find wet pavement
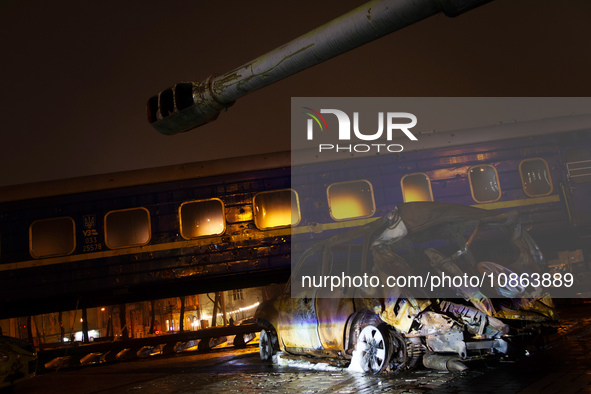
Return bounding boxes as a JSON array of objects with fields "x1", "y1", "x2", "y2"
[
  {"x1": 431, "y1": 302, "x2": 591, "y2": 394},
  {"x1": 12, "y1": 302, "x2": 591, "y2": 393}
]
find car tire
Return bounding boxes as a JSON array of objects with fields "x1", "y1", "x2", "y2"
[
  {"x1": 354, "y1": 324, "x2": 392, "y2": 374},
  {"x1": 259, "y1": 328, "x2": 278, "y2": 362}
]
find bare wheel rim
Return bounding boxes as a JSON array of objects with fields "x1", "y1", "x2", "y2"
[
  {"x1": 259, "y1": 329, "x2": 273, "y2": 361},
  {"x1": 356, "y1": 325, "x2": 389, "y2": 374}
]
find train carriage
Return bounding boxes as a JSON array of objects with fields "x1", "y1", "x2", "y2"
[
  {"x1": 1, "y1": 113, "x2": 590, "y2": 319},
  {"x1": 0, "y1": 156, "x2": 293, "y2": 318},
  {"x1": 293, "y1": 121, "x2": 591, "y2": 250}
]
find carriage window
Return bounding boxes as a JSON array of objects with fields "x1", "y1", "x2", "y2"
[
  {"x1": 30, "y1": 217, "x2": 76, "y2": 258},
  {"x1": 105, "y1": 208, "x2": 151, "y2": 249},
  {"x1": 566, "y1": 148, "x2": 591, "y2": 183},
  {"x1": 469, "y1": 165, "x2": 501, "y2": 203},
  {"x1": 253, "y1": 189, "x2": 300, "y2": 229},
  {"x1": 520, "y1": 159, "x2": 553, "y2": 197},
  {"x1": 401, "y1": 173, "x2": 434, "y2": 202},
  {"x1": 179, "y1": 199, "x2": 225, "y2": 239},
  {"x1": 327, "y1": 180, "x2": 375, "y2": 220}
]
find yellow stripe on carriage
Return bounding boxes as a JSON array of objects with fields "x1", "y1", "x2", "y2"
[{"x1": 470, "y1": 194, "x2": 560, "y2": 210}]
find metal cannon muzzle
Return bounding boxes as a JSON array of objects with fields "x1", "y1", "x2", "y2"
[{"x1": 147, "y1": 0, "x2": 493, "y2": 135}]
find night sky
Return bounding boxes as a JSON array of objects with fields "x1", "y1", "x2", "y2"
[{"x1": 1, "y1": 0, "x2": 590, "y2": 187}]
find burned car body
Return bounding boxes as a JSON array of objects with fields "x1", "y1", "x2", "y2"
[
  {"x1": 255, "y1": 202, "x2": 558, "y2": 373},
  {"x1": 0, "y1": 336, "x2": 37, "y2": 388}
]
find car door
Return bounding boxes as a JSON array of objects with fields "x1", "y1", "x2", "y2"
[{"x1": 275, "y1": 287, "x2": 322, "y2": 353}]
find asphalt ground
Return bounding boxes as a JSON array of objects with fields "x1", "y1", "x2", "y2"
[{"x1": 10, "y1": 301, "x2": 591, "y2": 393}]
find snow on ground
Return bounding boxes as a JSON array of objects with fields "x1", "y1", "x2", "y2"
[{"x1": 276, "y1": 353, "x2": 345, "y2": 372}]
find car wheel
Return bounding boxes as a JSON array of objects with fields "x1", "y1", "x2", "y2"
[
  {"x1": 259, "y1": 328, "x2": 277, "y2": 362},
  {"x1": 355, "y1": 324, "x2": 391, "y2": 374}
]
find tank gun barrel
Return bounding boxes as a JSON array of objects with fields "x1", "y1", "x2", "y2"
[{"x1": 147, "y1": 0, "x2": 492, "y2": 135}]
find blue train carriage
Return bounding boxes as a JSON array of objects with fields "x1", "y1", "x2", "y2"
[
  {"x1": 1, "y1": 113, "x2": 590, "y2": 319},
  {"x1": 0, "y1": 154, "x2": 294, "y2": 319}
]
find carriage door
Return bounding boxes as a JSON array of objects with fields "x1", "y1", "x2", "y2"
[{"x1": 562, "y1": 147, "x2": 591, "y2": 233}]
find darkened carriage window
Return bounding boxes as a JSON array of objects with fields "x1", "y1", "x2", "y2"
[
  {"x1": 30, "y1": 217, "x2": 76, "y2": 258},
  {"x1": 327, "y1": 180, "x2": 375, "y2": 220},
  {"x1": 105, "y1": 208, "x2": 151, "y2": 249},
  {"x1": 253, "y1": 189, "x2": 300, "y2": 229},
  {"x1": 401, "y1": 173, "x2": 434, "y2": 202},
  {"x1": 468, "y1": 165, "x2": 501, "y2": 203},
  {"x1": 520, "y1": 158, "x2": 553, "y2": 197},
  {"x1": 566, "y1": 148, "x2": 591, "y2": 183},
  {"x1": 179, "y1": 199, "x2": 225, "y2": 239}
]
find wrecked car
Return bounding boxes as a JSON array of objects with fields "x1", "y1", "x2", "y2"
[{"x1": 255, "y1": 202, "x2": 558, "y2": 374}]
